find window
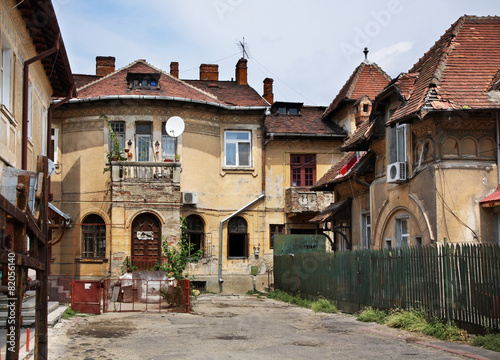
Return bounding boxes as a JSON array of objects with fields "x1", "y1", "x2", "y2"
[
  {"x1": 288, "y1": 108, "x2": 298, "y2": 115},
  {"x1": 363, "y1": 104, "x2": 369, "y2": 113},
  {"x1": 224, "y1": 130, "x2": 251, "y2": 167},
  {"x1": 109, "y1": 121, "x2": 125, "y2": 155},
  {"x1": 82, "y1": 214, "x2": 106, "y2": 258},
  {"x1": 415, "y1": 236, "x2": 422, "y2": 247},
  {"x1": 395, "y1": 217, "x2": 410, "y2": 247},
  {"x1": 186, "y1": 215, "x2": 204, "y2": 256},
  {"x1": 361, "y1": 214, "x2": 371, "y2": 249},
  {"x1": 227, "y1": 216, "x2": 248, "y2": 258},
  {"x1": 269, "y1": 224, "x2": 284, "y2": 249},
  {"x1": 278, "y1": 107, "x2": 286, "y2": 114},
  {"x1": 1, "y1": 37, "x2": 13, "y2": 111},
  {"x1": 136, "y1": 123, "x2": 151, "y2": 162},
  {"x1": 50, "y1": 128, "x2": 59, "y2": 164},
  {"x1": 291, "y1": 154, "x2": 316, "y2": 187},
  {"x1": 162, "y1": 122, "x2": 176, "y2": 160},
  {"x1": 396, "y1": 124, "x2": 407, "y2": 163}
]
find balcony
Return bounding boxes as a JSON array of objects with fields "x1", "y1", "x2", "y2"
[
  {"x1": 110, "y1": 161, "x2": 181, "y2": 183},
  {"x1": 285, "y1": 188, "x2": 334, "y2": 214}
]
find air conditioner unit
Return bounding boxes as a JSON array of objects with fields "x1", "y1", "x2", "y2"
[
  {"x1": 387, "y1": 162, "x2": 407, "y2": 183},
  {"x1": 183, "y1": 192, "x2": 198, "y2": 205}
]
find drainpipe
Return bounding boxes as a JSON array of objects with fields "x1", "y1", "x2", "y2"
[
  {"x1": 218, "y1": 192, "x2": 265, "y2": 292},
  {"x1": 22, "y1": 32, "x2": 62, "y2": 170}
]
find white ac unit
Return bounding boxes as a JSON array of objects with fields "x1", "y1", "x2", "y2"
[
  {"x1": 387, "y1": 162, "x2": 407, "y2": 183},
  {"x1": 183, "y1": 192, "x2": 198, "y2": 205}
]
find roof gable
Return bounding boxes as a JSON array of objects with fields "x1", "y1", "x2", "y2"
[
  {"x1": 76, "y1": 60, "x2": 223, "y2": 104},
  {"x1": 323, "y1": 62, "x2": 391, "y2": 119},
  {"x1": 389, "y1": 15, "x2": 500, "y2": 124}
]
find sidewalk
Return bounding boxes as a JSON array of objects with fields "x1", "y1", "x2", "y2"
[{"x1": 0, "y1": 327, "x2": 35, "y2": 360}]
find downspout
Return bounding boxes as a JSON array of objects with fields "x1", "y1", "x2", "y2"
[
  {"x1": 22, "y1": 32, "x2": 62, "y2": 170},
  {"x1": 218, "y1": 192, "x2": 265, "y2": 292}
]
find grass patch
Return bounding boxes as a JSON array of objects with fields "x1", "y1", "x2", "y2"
[
  {"x1": 61, "y1": 307, "x2": 80, "y2": 320},
  {"x1": 384, "y1": 309, "x2": 467, "y2": 341},
  {"x1": 311, "y1": 299, "x2": 338, "y2": 313},
  {"x1": 471, "y1": 334, "x2": 500, "y2": 352},
  {"x1": 357, "y1": 307, "x2": 387, "y2": 324},
  {"x1": 266, "y1": 291, "x2": 338, "y2": 313}
]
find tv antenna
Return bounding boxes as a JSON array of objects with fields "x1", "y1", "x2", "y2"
[{"x1": 238, "y1": 37, "x2": 249, "y2": 59}]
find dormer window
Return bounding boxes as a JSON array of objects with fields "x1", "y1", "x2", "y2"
[
  {"x1": 272, "y1": 101, "x2": 303, "y2": 116},
  {"x1": 127, "y1": 72, "x2": 161, "y2": 90}
]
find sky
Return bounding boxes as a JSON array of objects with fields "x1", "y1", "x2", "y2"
[{"x1": 52, "y1": 0, "x2": 500, "y2": 106}]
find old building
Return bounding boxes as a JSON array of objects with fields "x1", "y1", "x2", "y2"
[
  {"x1": 50, "y1": 57, "x2": 280, "y2": 293},
  {"x1": 263, "y1": 101, "x2": 347, "y2": 248},
  {"x1": 0, "y1": 0, "x2": 75, "y2": 356},
  {"x1": 315, "y1": 16, "x2": 500, "y2": 249},
  {"x1": 310, "y1": 53, "x2": 391, "y2": 250}
]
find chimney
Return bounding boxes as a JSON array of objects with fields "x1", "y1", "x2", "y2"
[
  {"x1": 235, "y1": 58, "x2": 248, "y2": 85},
  {"x1": 263, "y1": 78, "x2": 274, "y2": 104},
  {"x1": 170, "y1": 62, "x2": 179, "y2": 78},
  {"x1": 199, "y1": 64, "x2": 219, "y2": 81},
  {"x1": 96, "y1": 56, "x2": 115, "y2": 77}
]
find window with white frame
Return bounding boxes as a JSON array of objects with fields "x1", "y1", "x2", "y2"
[
  {"x1": 109, "y1": 121, "x2": 125, "y2": 154},
  {"x1": 1, "y1": 37, "x2": 13, "y2": 111},
  {"x1": 395, "y1": 217, "x2": 410, "y2": 247},
  {"x1": 162, "y1": 121, "x2": 176, "y2": 160},
  {"x1": 50, "y1": 128, "x2": 58, "y2": 164},
  {"x1": 136, "y1": 123, "x2": 152, "y2": 162},
  {"x1": 361, "y1": 213, "x2": 371, "y2": 249},
  {"x1": 224, "y1": 130, "x2": 251, "y2": 167},
  {"x1": 396, "y1": 123, "x2": 407, "y2": 163}
]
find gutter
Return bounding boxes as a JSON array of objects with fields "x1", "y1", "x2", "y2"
[
  {"x1": 22, "y1": 32, "x2": 62, "y2": 170},
  {"x1": 268, "y1": 132, "x2": 345, "y2": 138},
  {"x1": 218, "y1": 192, "x2": 265, "y2": 292},
  {"x1": 56, "y1": 95, "x2": 268, "y2": 112}
]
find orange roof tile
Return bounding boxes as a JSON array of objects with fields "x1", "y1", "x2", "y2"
[
  {"x1": 389, "y1": 16, "x2": 500, "y2": 124},
  {"x1": 323, "y1": 62, "x2": 391, "y2": 119}
]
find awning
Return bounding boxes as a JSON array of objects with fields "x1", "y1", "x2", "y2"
[
  {"x1": 310, "y1": 198, "x2": 351, "y2": 223},
  {"x1": 480, "y1": 184, "x2": 500, "y2": 208},
  {"x1": 48, "y1": 203, "x2": 72, "y2": 226}
]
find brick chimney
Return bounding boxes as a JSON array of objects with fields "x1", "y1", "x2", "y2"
[
  {"x1": 170, "y1": 62, "x2": 179, "y2": 78},
  {"x1": 96, "y1": 56, "x2": 115, "y2": 77},
  {"x1": 235, "y1": 58, "x2": 247, "y2": 85},
  {"x1": 199, "y1": 64, "x2": 219, "y2": 81},
  {"x1": 263, "y1": 78, "x2": 274, "y2": 104}
]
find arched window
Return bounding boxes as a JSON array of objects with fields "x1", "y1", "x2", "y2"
[
  {"x1": 186, "y1": 215, "x2": 205, "y2": 256},
  {"x1": 227, "y1": 217, "x2": 248, "y2": 258},
  {"x1": 82, "y1": 214, "x2": 106, "y2": 258}
]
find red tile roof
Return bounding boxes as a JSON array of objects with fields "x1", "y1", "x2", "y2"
[
  {"x1": 184, "y1": 80, "x2": 268, "y2": 107},
  {"x1": 311, "y1": 152, "x2": 357, "y2": 190},
  {"x1": 75, "y1": 60, "x2": 268, "y2": 107},
  {"x1": 323, "y1": 62, "x2": 391, "y2": 119},
  {"x1": 340, "y1": 119, "x2": 375, "y2": 151},
  {"x1": 265, "y1": 106, "x2": 347, "y2": 136},
  {"x1": 480, "y1": 184, "x2": 500, "y2": 207},
  {"x1": 389, "y1": 16, "x2": 500, "y2": 124}
]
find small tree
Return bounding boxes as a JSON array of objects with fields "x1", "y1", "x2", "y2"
[{"x1": 156, "y1": 217, "x2": 202, "y2": 280}]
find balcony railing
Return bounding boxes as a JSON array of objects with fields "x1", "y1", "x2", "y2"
[
  {"x1": 285, "y1": 188, "x2": 334, "y2": 214},
  {"x1": 110, "y1": 161, "x2": 181, "y2": 182}
]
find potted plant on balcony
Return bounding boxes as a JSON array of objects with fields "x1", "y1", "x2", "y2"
[
  {"x1": 102, "y1": 114, "x2": 126, "y2": 172},
  {"x1": 175, "y1": 154, "x2": 181, "y2": 162}
]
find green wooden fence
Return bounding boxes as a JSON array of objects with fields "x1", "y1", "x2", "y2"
[{"x1": 274, "y1": 243, "x2": 500, "y2": 330}]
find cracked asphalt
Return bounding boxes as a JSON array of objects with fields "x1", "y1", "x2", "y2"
[{"x1": 28, "y1": 294, "x2": 500, "y2": 360}]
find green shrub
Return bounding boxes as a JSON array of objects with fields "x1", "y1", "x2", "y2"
[
  {"x1": 311, "y1": 299, "x2": 338, "y2": 313},
  {"x1": 357, "y1": 307, "x2": 387, "y2": 324},
  {"x1": 471, "y1": 334, "x2": 500, "y2": 352},
  {"x1": 61, "y1": 307, "x2": 79, "y2": 320}
]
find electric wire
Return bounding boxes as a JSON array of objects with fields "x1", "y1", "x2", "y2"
[{"x1": 0, "y1": 0, "x2": 25, "y2": 15}]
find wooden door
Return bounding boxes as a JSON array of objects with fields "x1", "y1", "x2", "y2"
[{"x1": 131, "y1": 213, "x2": 161, "y2": 270}]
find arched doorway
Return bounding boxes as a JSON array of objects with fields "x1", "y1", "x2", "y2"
[{"x1": 131, "y1": 213, "x2": 161, "y2": 270}]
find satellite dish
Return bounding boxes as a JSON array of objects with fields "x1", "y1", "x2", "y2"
[{"x1": 165, "y1": 116, "x2": 185, "y2": 137}]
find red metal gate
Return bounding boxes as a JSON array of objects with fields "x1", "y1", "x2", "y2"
[{"x1": 72, "y1": 280, "x2": 102, "y2": 314}]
